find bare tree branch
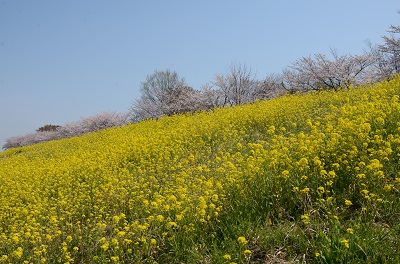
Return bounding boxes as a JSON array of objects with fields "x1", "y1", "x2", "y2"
[{"x1": 213, "y1": 63, "x2": 257, "y2": 106}]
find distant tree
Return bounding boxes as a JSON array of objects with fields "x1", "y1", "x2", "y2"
[
  {"x1": 36, "y1": 124, "x2": 61, "y2": 132},
  {"x1": 2, "y1": 131, "x2": 60, "y2": 150},
  {"x1": 58, "y1": 111, "x2": 129, "y2": 137},
  {"x1": 3, "y1": 136, "x2": 24, "y2": 149},
  {"x1": 3, "y1": 112, "x2": 128, "y2": 149},
  {"x1": 253, "y1": 73, "x2": 286, "y2": 100},
  {"x1": 378, "y1": 13, "x2": 400, "y2": 75},
  {"x1": 158, "y1": 86, "x2": 198, "y2": 116},
  {"x1": 130, "y1": 96, "x2": 163, "y2": 122},
  {"x1": 213, "y1": 63, "x2": 257, "y2": 106},
  {"x1": 141, "y1": 69, "x2": 186, "y2": 108},
  {"x1": 283, "y1": 49, "x2": 378, "y2": 92},
  {"x1": 80, "y1": 111, "x2": 129, "y2": 132},
  {"x1": 365, "y1": 41, "x2": 390, "y2": 80},
  {"x1": 197, "y1": 83, "x2": 223, "y2": 109},
  {"x1": 130, "y1": 69, "x2": 201, "y2": 121}
]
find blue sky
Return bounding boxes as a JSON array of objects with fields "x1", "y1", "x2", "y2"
[{"x1": 0, "y1": 1, "x2": 399, "y2": 149}]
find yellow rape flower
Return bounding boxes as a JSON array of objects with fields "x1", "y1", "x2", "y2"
[
  {"x1": 300, "y1": 187, "x2": 310, "y2": 194},
  {"x1": 223, "y1": 254, "x2": 231, "y2": 260},
  {"x1": 100, "y1": 242, "x2": 109, "y2": 251},
  {"x1": 301, "y1": 214, "x2": 310, "y2": 225},
  {"x1": 237, "y1": 236, "x2": 247, "y2": 246},
  {"x1": 341, "y1": 239, "x2": 349, "y2": 248},
  {"x1": 383, "y1": 184, "x2": 394, "y2": 191},
  {"x1": 13, "y1": 247, "x2": 23, "y2": 259},
  {"x1": 167, "y1": 221, "x2": 178, "y2": 229},
  {"x1": 243, "y1": 249, "x2": 252, "y2": 256},
  {"x1": 344, "y1": 199, "x2": 352, "y2": 206}
]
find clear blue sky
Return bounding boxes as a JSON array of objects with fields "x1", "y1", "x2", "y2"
[{"x1": 1, "y1": 1, "x2": 399, "y2": 148}]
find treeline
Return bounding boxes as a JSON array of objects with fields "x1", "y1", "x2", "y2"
[
  {"x1": 2, "y1": 112, "x2": 129, "y2": 149},
  {"x1": 3, "y1": 13, "x2": 400, "y2": 150}
]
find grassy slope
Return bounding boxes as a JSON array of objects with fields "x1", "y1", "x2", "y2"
[{"x1": 1, "y1": 76, "x2": 400, "y2": 263}]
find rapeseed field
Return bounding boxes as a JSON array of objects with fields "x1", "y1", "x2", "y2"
[{"x1": 1, "y1": 76, "x2": 400, "y2": 263}]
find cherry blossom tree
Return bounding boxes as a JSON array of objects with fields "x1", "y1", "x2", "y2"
[
  {"x1": 58, "y1": 112, "x2": 129, "y2": 137},
  {"x1": 130, "y1": 69, "x2": 213, "y2": 121},
  {"x1": 3, "y1": 112, "x2": 129, "y2": 149},
  {"x1": 253, "y1": 73, "x2": 286, "y2": 100},
  {"x1": 283, "y1": 50, "x2": 378, "y2": 92},
  {"x1": 378, "y1": 15, "x2": 400, "y2": 76},
  {"x1": 130, "y1": 70, "x2": 187, "y2": 120},
  {"x1": 213, "y1": 63, "x2": 257, "y2": 106}
]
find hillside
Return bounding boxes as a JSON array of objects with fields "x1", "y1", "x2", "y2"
[{"x1": 1, "y1": 76, "x2": 400, "y2": 263}]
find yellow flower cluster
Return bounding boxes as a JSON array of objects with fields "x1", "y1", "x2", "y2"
[{"x1": 1, "y1": 76, "x2": 400, "y2": 262}]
